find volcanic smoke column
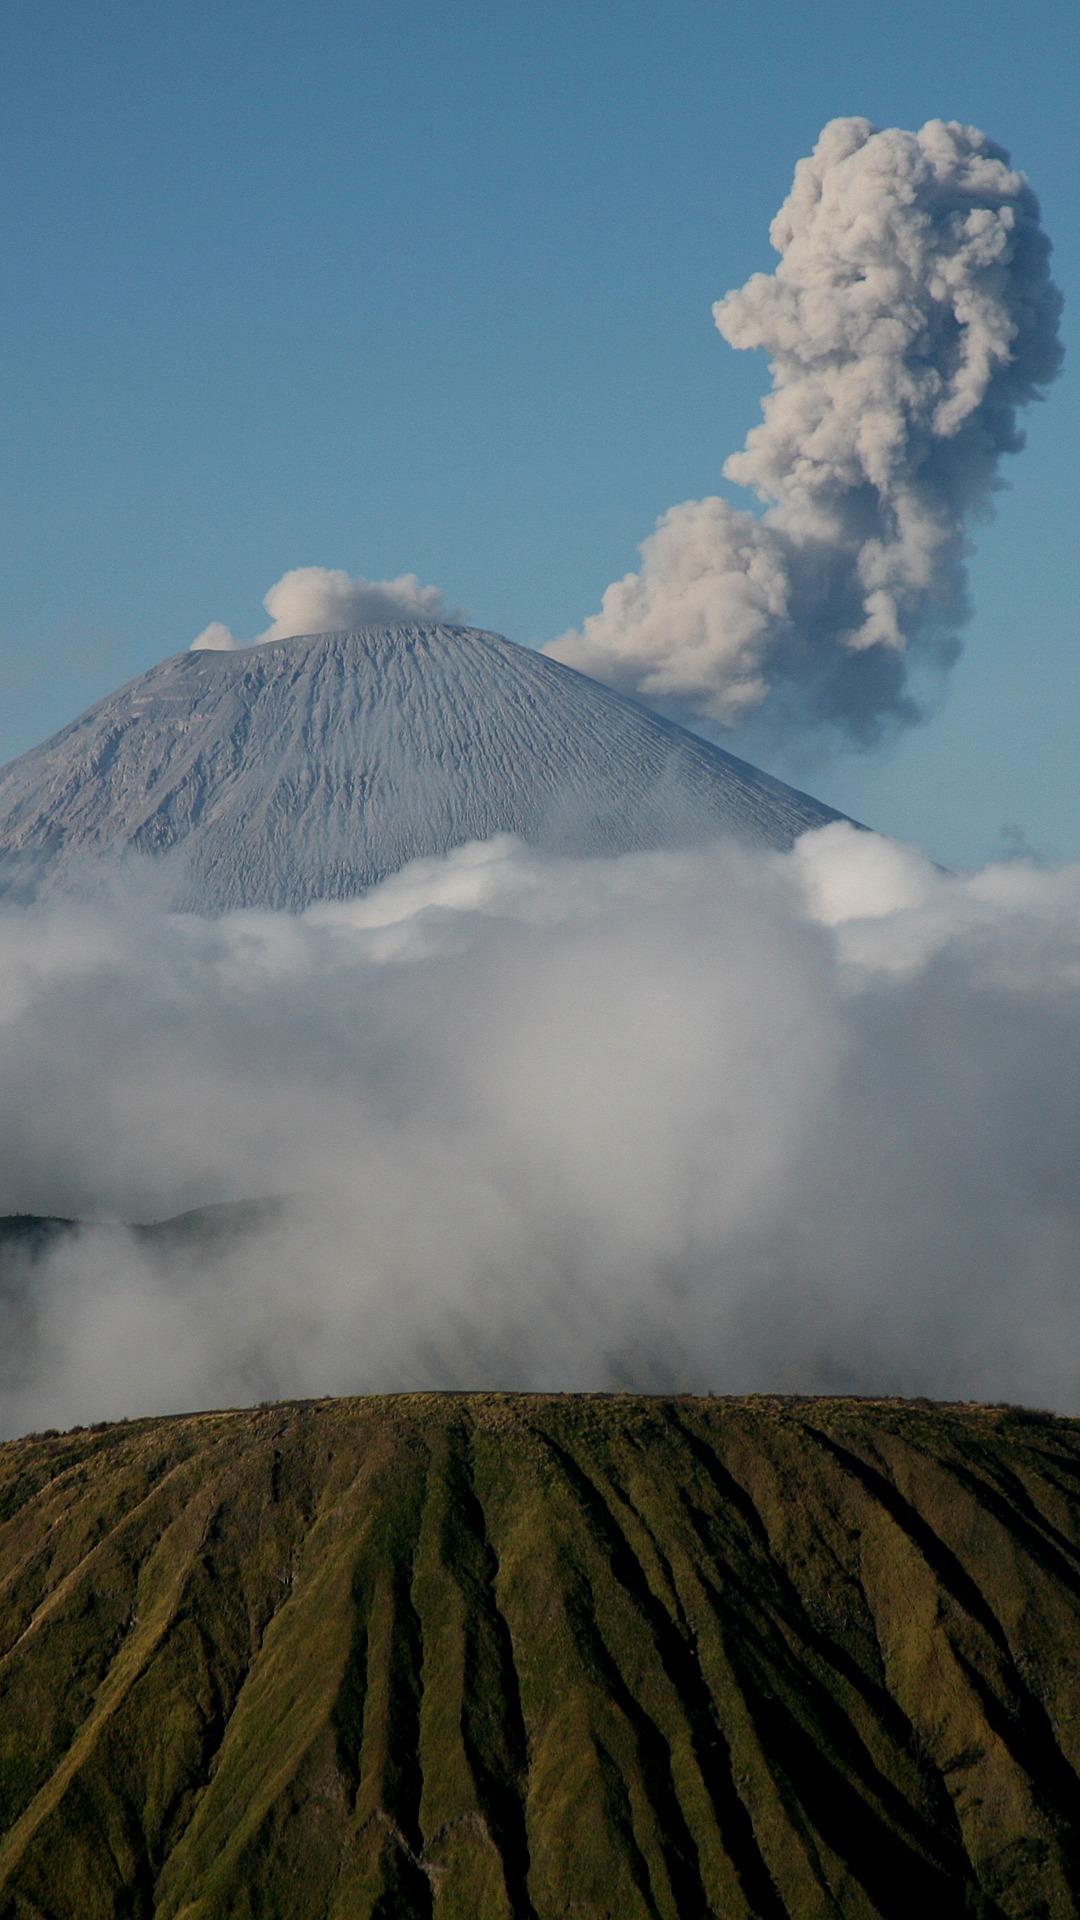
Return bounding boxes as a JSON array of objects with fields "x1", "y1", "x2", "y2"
[{"x1": 546, "y1": 118, "x2": 1063, "y2": 742}]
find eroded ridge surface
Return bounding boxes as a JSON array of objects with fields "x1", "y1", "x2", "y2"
[
  {"x1": 0, "y1": 1394, "x2": 1078, "y2": 1918},
  {"x1": 0, "y1": 628, "x2": 846, "y2": 910}
]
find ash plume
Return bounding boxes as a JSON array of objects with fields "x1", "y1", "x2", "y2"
[
  {"x1": 192, "y1": 564, "x2": 458, "y2": 650},
  {"x1": 547, "y1": 118, "x2": 1063, "y2": 743}
]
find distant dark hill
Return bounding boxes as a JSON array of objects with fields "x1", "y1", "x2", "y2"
[
  {"x1": 0, "y1": 1394, "x2": 1078, "y2": 1917},
  {"x1": 0, "y1": 1203, "x2": 289, "y2": 1361},
  {"x1": 0, "y1": 1201, "x2": 282, "y2": 1265},
  {"x1": 0, "y1": 626, "x2": 849, "y2": 911}
]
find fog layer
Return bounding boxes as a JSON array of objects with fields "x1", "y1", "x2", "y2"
[{"x1": 2, "y1": 823, "x2": 1079, "y2": 1431}]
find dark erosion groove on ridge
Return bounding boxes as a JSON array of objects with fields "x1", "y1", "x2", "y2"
[
  {"x1": 0, "y1": 626, "x2": 849, "y2": 911},
  {"x1": 0, "y1": 1395, "x2": 1078, "y2": 1917}
]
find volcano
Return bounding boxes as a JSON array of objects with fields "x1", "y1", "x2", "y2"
[
  {"x1": 0, "y1": 625, "x2": 847, "y2": 912},
  {"x1": 0, "y1": 1394, "x2": 1077, "y2": 1918}
]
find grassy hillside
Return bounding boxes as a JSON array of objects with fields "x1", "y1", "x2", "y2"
[{"x1": 0, "y1": 1394, "x2": 1078, "y2": 1918}]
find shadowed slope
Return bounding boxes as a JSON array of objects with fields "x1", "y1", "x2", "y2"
[
  {"x1": 0, "y1": 627, "x2": 847, "y2": 911},
  {"x1": 0, "y1": 1395, "x2": 1079, "y2": 1916}
]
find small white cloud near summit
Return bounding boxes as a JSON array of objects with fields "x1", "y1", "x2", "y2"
[{"x1": 192, "y1": 564, "x2": 459, "y2": 651}]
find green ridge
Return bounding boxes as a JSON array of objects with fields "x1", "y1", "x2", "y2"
[{"x1": 0, "y1": 1394, "x2": 1078, "y2": 1917}]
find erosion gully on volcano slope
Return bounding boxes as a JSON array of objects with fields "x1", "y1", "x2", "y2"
[
  {"x1": 0, "y1": 1395, "x2": 1078, "y2": 1916},
  {"x1": 0, "y1": 626, "x2": 849, "y2": 912}
]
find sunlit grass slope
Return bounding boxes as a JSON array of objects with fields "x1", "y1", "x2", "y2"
[{"x1": 0, "y1": 1394, "x2": 1078, "y2": 1917}]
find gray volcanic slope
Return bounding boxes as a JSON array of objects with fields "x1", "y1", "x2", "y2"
[{"x1": 0, "y1": 625, "x2": 848, "y2": 912}]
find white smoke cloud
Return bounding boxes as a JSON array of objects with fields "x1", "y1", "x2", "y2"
[
  {"x1": 547, "y1": 118, "x2": 1063, "y2": 742},
  {"x1": 191, "y1": 565, "x2": 458, "y2": 651},
  {"x1": 4, "y1": 824, "x2": 1080, "y2": 1432}
]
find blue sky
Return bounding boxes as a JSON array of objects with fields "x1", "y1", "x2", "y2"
[{"x1": 1, "y1": 0, "x2": 1076, "y2": 866}]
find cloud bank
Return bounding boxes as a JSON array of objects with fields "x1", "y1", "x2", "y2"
[
  {"x1": 192, "y1": 565, "x2": 458, "y2": 650},
  {"x1": 547, "y1": 118, "x2": 1063, "y2": 743},
  {"x1": 3, "y1": 824, "x2": 1080, "y2": 1433}
]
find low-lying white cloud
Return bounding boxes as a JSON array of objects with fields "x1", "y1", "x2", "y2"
[
  {"x1": 547, "y1": 118, "x2": 1063, "y2": 743},
  {"x1": 3, "y1": 824, "x2": 1080, "y2": 1433},
  {"x1": 192, "y1": 565, "x2": 458, "y2": 651}
]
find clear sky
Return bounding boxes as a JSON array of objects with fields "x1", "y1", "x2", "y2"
[{"x1": 1, "y1": 0, "x2": 1076, "y2": 867}]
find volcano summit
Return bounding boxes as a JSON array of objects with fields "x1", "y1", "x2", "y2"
[{"x1": 0, "y1": 625, "x2": 846, "y2": 912}]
